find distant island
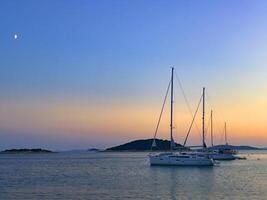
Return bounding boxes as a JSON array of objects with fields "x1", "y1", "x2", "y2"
[
  {"x1": 88, "y1": 148, "x2": 102, "y2": 152},
  {"x1": 106, "y1": 139, "x2": 184, "y2": 151},
  {"x1": 106, "y1": 138, "x2": 262, "y2": 151},
  {"x1": 0, "y1": 148, "x2": 54, "y2": 154},
  {"x1": 209, "y1": 144, "x2": 260, "y2": 151}
]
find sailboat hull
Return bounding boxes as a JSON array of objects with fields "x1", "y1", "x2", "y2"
[
  {"x1": 209, "y1": 153, "x2": 236, "y2": 160},
  {"x1": 149, "y1": 153, "x2": 214, "y2": 166}
]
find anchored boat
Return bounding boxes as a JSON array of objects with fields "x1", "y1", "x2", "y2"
[
  {"x1": 208, "y1": 119, "x2": 238, "y2": 160},
  {"x1": 149, "y1": 67, "x2": 214, "y2": 166},
  {"x1": 149, "y1": 152, "x2": 214, "y2": 166}
]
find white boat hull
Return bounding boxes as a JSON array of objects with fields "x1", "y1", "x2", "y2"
[
  {"x1": 210, "y1": 153, "x2": 236, "y2": 160},
  {"x1": 149, "y1": 153, "x2": 214, "y2": 166}
]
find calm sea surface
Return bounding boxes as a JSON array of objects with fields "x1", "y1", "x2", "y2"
[{"x1": 0, "y1": 151, "x2": 267, "y2": 200}]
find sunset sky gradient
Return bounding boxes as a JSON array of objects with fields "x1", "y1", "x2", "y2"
[{"x1": 1, "y1": 0, "x2": 267, "y2": 150}]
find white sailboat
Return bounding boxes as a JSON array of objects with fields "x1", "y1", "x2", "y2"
[
  {"x1": 149, "y1": 68, "x2": 214, "y2": 166},
  {"x1": 208, "y1": 121, "x2": 237, "y2": 160},
  {"x1": 182, "y1": 90, "x2": 239, "y2": 161}
]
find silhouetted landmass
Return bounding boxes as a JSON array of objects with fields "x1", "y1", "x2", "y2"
[
  {"x1": 106, "y1": 139, "x2": 263, "y2": 151},
  {"x1": 209, "y1": 145, "x2": 259, "y2": 150},
  {"x1": 106, "y1": 139, "x2": 184, "y2": 151},
  {"x1": 88, "y1": 148, "x2": 102, "y2": 152},
  {"x1": 1, "y1": 148, "x2": 54, "y2": 154}
]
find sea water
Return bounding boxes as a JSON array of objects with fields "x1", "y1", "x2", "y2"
[{"x1": 0, "y1": 151, "x2": 267, "y2": 200}]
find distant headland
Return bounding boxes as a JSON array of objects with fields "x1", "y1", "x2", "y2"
[
  {"x1": 106, "y1": 139, "x2": 183, "y2": 151},
  {"x1": 106, "y1": 138, "x2": 263, "y2": 151},
  {"x1": 0, "y1": 148, "x2": 54, "y2": 154},
  {"x1": 209, "y1": 144, "x2": 260, "y2": 151}
]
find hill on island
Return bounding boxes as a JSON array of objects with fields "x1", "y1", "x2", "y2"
[{"x1": 106, "y1": 139, "x2": 184, "y2": 151}]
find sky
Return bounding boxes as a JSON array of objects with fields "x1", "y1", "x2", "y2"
[{"x1": 0, "y1": 0, "x2": 267, "y2": 150}]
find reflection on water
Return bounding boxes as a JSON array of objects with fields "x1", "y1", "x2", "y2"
[
  {"x1": 150, "y1": 165, "x2": 216, "y2": 200},
  {"x1": 0, "y1": 151, "x2": 267, "y2": 199}
]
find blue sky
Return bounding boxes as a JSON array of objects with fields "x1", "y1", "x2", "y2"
[{"x1": 1, "y1": 0, "x2": 267, "y2": 150}]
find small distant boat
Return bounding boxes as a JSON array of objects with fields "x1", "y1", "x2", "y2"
[{"x1": 149, "y1": 67, "x2": 214, "y2": 166}]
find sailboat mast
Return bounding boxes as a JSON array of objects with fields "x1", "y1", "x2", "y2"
[
  {"x1": 224, "y1": 122, "x2": 228, "y2": 145},
  {"x1": 202, "y1": 87, "x2": 206, "y2": 149},
  {"x1": 213, "y1": 109, "x2": 215, "y2": 147},
  {"x1": 170, "y1": 67, "x2": 174, "y2": 151}
]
